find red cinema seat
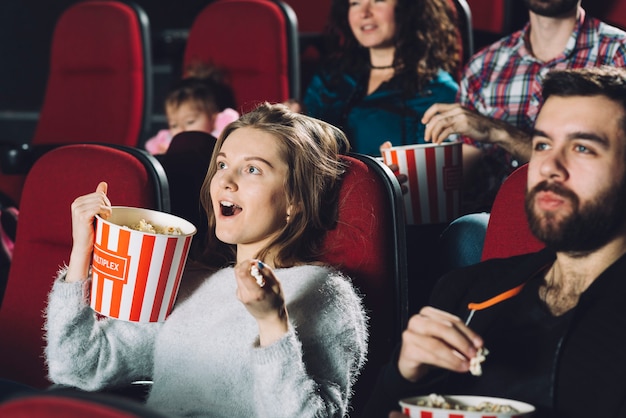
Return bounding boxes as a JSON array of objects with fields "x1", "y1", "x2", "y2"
[
  {"x1": 481, "y1": 164, "x2": 544, "y2": 261},
  {"x1": 0, "y1": 391, "x2": 168, "y2": 418},
  {"x1": 321, "y1": 153, "x2": 408, "y2": 416},
  {"x1": 183, "y1": 0, "x2": 300, "y2": 113},
  {"x1": 0, "y1": 144, "x2": 169, "y2": 389},
  {"x1": 0, "y1": 1, "x2": 153, "y2": 205}
]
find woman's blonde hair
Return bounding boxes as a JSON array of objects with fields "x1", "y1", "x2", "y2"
[{"x1": 199, "y1": 102, "x2": 350, "y2": 268}]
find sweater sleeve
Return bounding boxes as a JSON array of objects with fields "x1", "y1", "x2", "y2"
[
  {"x1": 44, "y1": 268, "x2": 162, "y2": 391},
  {"x1": 250, "y1": 269, "x2": 368, "y2": 418}
]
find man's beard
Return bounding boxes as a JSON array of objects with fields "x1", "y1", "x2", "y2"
[
  {"x1": 523, "y1": 0, "x2": 579, "y2": 17},
  {"x1": 525, "y1": 179, "x2": 626, "y2": 254}
]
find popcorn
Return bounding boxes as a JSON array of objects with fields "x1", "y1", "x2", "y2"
[
  {"x1": 250, "y1": 263, "x2": 265, "y2": 287},
  {"x1": 469, "y1": 347, "x2": 489, "y2": 376},
  {"x1": 126, "y1": 219, "x2": 183, "y2": 235},
  {"x1": 417, "y1": 393, "x2": 518, "y2": 412}
]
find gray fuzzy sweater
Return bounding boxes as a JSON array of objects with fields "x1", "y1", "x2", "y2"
[{"x1": 44, "y1": 264, "x2": 368, "y2": 418}]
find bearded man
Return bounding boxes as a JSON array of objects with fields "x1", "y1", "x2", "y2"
[
  {"x1": 363, "y1": 66, "x2": 626, "y2": 418},
  {"x1": 423, "y1": 0, "x2": 626, "y2": 213},
  {"x1": 429, "y1": 0, "x2": 626, "y2": 280}
]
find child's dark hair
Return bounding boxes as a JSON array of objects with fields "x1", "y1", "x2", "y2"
[{"x1": 166, "y1": 64, "x2": 237, "y2": 114}]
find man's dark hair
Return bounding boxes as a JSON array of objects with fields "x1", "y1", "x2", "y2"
[{"x1": 542, "y1": 66, "x2": 626, "y2": 137}]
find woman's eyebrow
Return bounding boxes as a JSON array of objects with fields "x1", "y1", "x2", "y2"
[{"x1": 244, "y1": 156, "x2": 274, "y2": 168}]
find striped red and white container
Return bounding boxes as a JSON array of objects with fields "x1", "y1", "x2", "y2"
[
  {"x1": 382, "y1": 142, "x2": 463, "y2": 225},
  {"x1": 399, "y1": 395, "x2": 535, "y2": 418},
  {"x1": 91, "y1": 207, "x2": 196, "y2": 322}
]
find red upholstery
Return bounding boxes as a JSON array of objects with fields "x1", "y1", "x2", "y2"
[
  {"x1": 0, "y1": 144, "x2": 169, "y2": 389},
  {"x1": 481, "y1": 164, "x2": 544, "y2": 261},
  {"x1": 183, "y1": 0, "x2": 300, "y2": 113},
  {"x1": 0, "y1": 1, "x2": 152, "y2": 205},
  {"x1": 586, "y1": 0, "x2": 626, "y2": 31},
  {"x1": 33, "y1": 1, "x2": 151, "y2": 146},
  {"x1": 283, "y1": 0, "x2": 330, "y2": 33},
  {"x1": 0, "y1": 392, "x2": 168, "y2": 418},
  {"x1": 466, "y1": 0, "x2": 511, "y2": 35},
  {"x1": 321, "y1": 153, "x2": 408, "y2": 416}
]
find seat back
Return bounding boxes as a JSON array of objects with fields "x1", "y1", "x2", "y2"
[
  {"x1": 0, "y1": 1, "x2": 153, "y2": 206},
  {"x1": 282, "y1": 0, "x2": 330, "y2": 34},
  {"x1": 481, "y1": 164, "x2": 544, "y2": 261},
  {"x1": 0, "y1": 391, "x2": 169, "y2": 418},
  {"x1": 0, "y1": 144, "x2": 169, "y2": 389},
  {"x1": 586, "y1": 0, "x2": 626, "y2": 31},
  {"x1": 466, "y1": 0, "x2": 512, "y2": 35},
  {"x1": 183, "y1": 0, "x2": 300, "y2": 112},
  {"x1": 155, "y1": 131, "x2": 217, "y2": 258},
  {"x1": 34, "y1": 1, "x2": 152, "y2": 146},
  {"x1": 320, "y1": 153, "x2": 408, "y2": 416}
]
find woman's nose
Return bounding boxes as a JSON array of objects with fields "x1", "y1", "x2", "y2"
[{"x1": 218, "y1": 170, "x2": 238, "y2": 190}]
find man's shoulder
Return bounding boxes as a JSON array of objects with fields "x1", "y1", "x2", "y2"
[
  {"x1": 465, "y1": 29, "x2": 525, "y2": 66},
  {"x1": 583, "y1": 14, "x2": 626, "y2": 46}
]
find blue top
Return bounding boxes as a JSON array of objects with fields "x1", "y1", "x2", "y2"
[{"x1": 303, "y1": 69, "x2": 459, "y2": 155}]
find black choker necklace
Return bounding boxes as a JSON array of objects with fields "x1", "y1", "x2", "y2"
[{"x1": 369, "y1": 63, "x2": 394, "y2": 70}]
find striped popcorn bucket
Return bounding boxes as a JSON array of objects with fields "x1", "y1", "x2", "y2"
[
  {"x1": 382, "y1": 142, "x2": 463, "y2": 225},
  {"x1": 91, "y1": 207, "x2": 196, "y2": 322},
  {"x1": 399, "y1": 395, "x2": 535, "y2": 418}
]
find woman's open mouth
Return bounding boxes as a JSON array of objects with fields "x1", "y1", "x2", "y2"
[{"x1": 220, "y1": 201, "x2": 242, "y2": 217}]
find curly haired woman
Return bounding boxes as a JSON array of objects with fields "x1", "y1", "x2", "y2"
[{"x1": 303, "y1": 0, "x2": 460, "y2": 155}]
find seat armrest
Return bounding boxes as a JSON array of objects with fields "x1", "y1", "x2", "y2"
[{"x1": 0, "y1": 143, "x2": 59, "y2": 175}]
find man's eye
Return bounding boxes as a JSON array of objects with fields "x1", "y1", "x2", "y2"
[
  {"x1": 533, "y1": 142, "x2": 550, "y2": 151},
  {"x1": 574, "y1": 144, "x2": 591, "y2": 154}
]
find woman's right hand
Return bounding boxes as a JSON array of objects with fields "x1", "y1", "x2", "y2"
[
  {"x1": 397, "y1": 306, "x2": 484, "y2": 383},
  {"x1": 65, "y1": 182, "x2": 111, "y2": 283}
]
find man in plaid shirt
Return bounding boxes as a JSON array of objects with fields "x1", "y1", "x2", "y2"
[{"x1": 422, "y1": 0, "x2": 626, "y2": 211}]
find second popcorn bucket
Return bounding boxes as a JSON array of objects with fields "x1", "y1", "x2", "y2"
[
  {"x1": 382, "y1": 141, "x2": 463, "y2": 225},
  {"x1": 91, "y1": 206, "x2": 197, "y2": 322}
]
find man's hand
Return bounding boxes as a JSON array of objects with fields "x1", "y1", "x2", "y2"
[
  {"x1": 422, "y1": 103, "x2": 532, "y2": 162},
  {"x1": 397, "y1": 306, "x2": 484, "y2": 382}
]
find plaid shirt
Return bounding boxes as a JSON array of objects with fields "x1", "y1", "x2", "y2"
[{"x1": 460, "y1": 8, "x2": 626, "y2": 211}]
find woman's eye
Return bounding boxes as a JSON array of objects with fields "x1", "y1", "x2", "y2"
[
  {"x1": 246, "y1": 166, "x2": 261, "y2": 174},
  {"x1": 186, "y1": 120, "x2": 196, "y2": 126},
  {"x1": 217, "y1": 161, "x2": 227, "y2": 170}
]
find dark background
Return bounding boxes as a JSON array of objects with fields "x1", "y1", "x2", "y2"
[{"x1": 0, "y1": 0, "x2": 618, "y2": 143}]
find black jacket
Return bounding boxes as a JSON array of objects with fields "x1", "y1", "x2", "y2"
[{"x1": 362, "y1": 249, "x2": 626, "y2": 418}]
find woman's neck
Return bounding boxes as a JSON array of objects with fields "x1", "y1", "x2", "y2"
[
  {"x1": 368, "y1": 46, "x2": 395, "y2": 70},
  {"x1": 367, "y1": 47, "x2": 396, "y2": 95}
]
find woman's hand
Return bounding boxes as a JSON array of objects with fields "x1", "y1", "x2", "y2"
[
  {"x1": 234, "y1": 260, "x2": 289, "y2": 346},
  {"x1": 380, "y1": 141, "x2": 408, "y2": 194},
  {"x1": 397, "y1": 306, "x2": 484, "y2": 382},
  {"x1": 65, "y1": 182, "x2": 111, "y2": 283}
]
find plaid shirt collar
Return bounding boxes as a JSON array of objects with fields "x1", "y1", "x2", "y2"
[{"x1": 514, "y1": 7, "x2": 593, "y2": 64}]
